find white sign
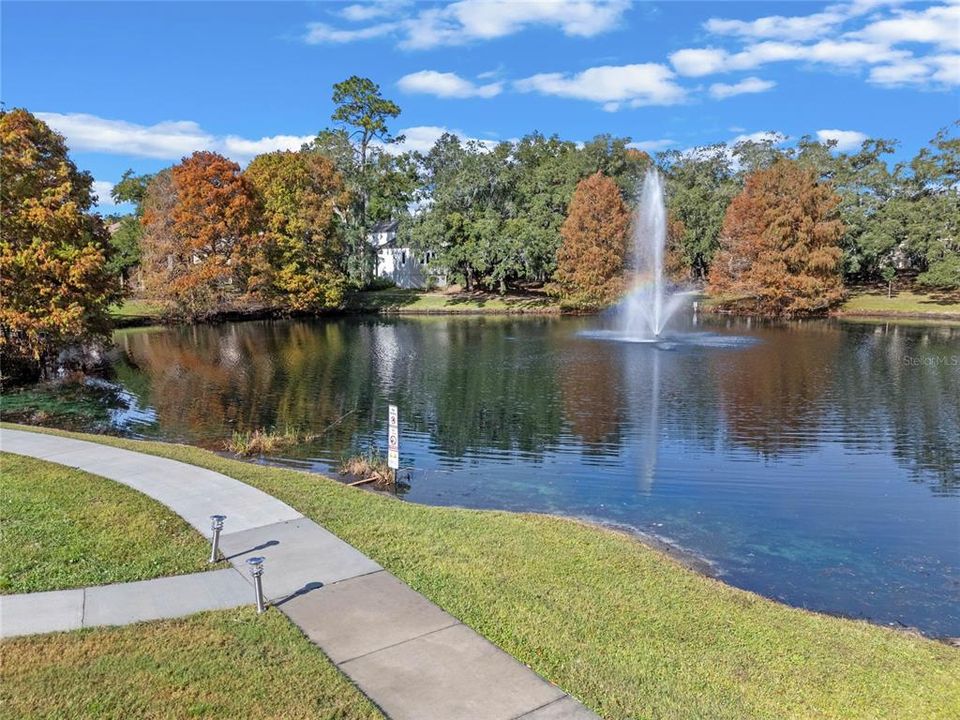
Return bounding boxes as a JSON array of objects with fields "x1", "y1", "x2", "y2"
[{"x1": 387, "y1": 404, "x2": 399, "y2": 469}]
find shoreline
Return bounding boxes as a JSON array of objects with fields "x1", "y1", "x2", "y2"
[
  {"x1": 112, "y1": 303, "x2": 960, "y2": 326},
  {"x1": 37, "y1": 423, "x2": 955, "y2": 645}
]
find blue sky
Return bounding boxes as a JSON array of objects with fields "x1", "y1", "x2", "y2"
[{"x1": 3, "y1": 0, "x2": 958, "y2": 211}]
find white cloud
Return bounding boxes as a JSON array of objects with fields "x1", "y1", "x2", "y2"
[
  {"x1": 37, "y1": 112, "x2": 214, "y2": 159},
  {"x1": 705, "y1": 9, "x2": 844, "y2": 42},
  {"x1": 221, "y1": 134, "x2": 315, "y2": 158},
  {"x1": 92, "y1": 180, "x2": 116, "y2": 208},
  {"x1": 628, "y1": 139, "x2": 678, "y2": 152},
  {"x1": 709, "y1": 76, "x2": 776, "y2": 99},
  {"x1": 339, "y1": 1, "x2": 411, "y2": 22},
  {"x1": 304, "y1": 22, "x2": 398, "y2": 44},
  {"x1": 868, "y1": 53, "x2": 960, "y2": 86},
  {"x1": 869, "y1": 58, "x2": 932, "y2": 85},
  {"x1": 515, "y1": 63, "x2": 686, "y2": 108},
  {"x1": 669, "y1": 1, "x2": 957, "y2": 93},
  {"x1": 929, "y1": 54, "x2": 960, "y2": 85},
  {"x1": 669, "y1": 48, "x2": 729, "y2": 77},
  {"x1": 816, "y1": 128, "x2": 868, "y2": 151},
  {"x1": 670, "y1": 40, "x2": 910, "y2": 77},
  {"x1": 397, "y1": 70, "x2": 503, "y2": 98},
  {"x1": 383, "y1": 125, "x2": 497, "y2": 154},
  {"x1": 856, "y1": 4, "x2": 960, "y2": 51},
  {"x1": 305, "y1": 0, "x2": 630, "y2": 49},
  {"x1": 672, "y1": 39, "x2": 908, "y2": 77},
  {"x1": 36, "y1": 112, "x2": 313, "y2": 163}
]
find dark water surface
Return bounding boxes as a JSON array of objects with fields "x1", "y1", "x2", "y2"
[{"x1": 88, "y1": 315, "x2": 960, "y2": 634}]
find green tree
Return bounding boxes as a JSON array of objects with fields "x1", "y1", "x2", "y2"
[
  {"x1": 245, "y1": 151, "x2": 350, "y2": 310},
  {"x1": 659, "y1": 146, "x2": 739, "y2": 280},
  {"x1": 316, "y1": 76, "x2": 407, "y2": 285},
  {"x1": 900, "y1": 123, "x2": 960, "y2": 290},
  {"x1": 409, "y1": 135, "x2": 515, "y2": 291},
  {"x1": 0, "y1": 108, "x2": 121, "y2": 379},
  {"x1": 106, "y1": 169, "x2": 155, "y2": 285},
  {"x1": 410, "y1": 132, "x2": 648, "y2": 292}
]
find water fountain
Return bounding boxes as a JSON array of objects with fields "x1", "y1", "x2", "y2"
[
  {"x1": 585, "y1": 167, "x2": 694, "y2": 343},
  {"x1": 619, "y1": 168, "x2": 690, "y2": 339}
]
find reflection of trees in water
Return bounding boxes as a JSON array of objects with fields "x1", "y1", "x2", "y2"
[
  {"x1": 415, "y1": 319, "x2": 565, "y2": 459},
  {"x1": 831, "y1": 323, "x2": 959, "y2": 490},
  {"x1": 710, "y1": 323, "x2": 842, "y2": 458},
  {"x1": 557, "y1": 339, "x2": 624, "y2": 452},
  {"x1": 706, "y1": 319, "x2": 958, "y2": 490},
  {"x1": 114, "y1": 317, "x2": 957, "y2": 489},
  {"x1": 117, "y1": 317, "x2": 566, "y2": 460},
  {"x1": 117, "y1": 321, "x2": 366, "y2": 450}
]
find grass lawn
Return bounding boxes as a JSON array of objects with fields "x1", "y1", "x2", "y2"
[
  {"x1": 839, "y1": 288, "x2": 960, "y2": 317},
  {"x1": 0, "y1": 453, "x2": 210, "y2": 593},
  {"x1": 108, "y1": 298, "x2": 165, "y2": 324},
  {"x1": 4, "y1": 425, "x2": 959, "y2": 719},
  {"x1": 0, "y1": 608, "x2": 383, "y2": 720},
  {"x1": 345, "y1": 287, "x2": 561, "y2": 314}
]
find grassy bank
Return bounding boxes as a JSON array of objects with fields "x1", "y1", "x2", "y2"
[
  {"x1": 108, "y1": 299, "x2": 165, "y2": 326},
  {"x1": 838, "y1": 288, "x2": 960, "y2": 318},
  {"x1": 0, "y1": 608, "x2": 383, "y2": 720},
  {"x1": 0, "y1": 453, "x2": 209, "y2": 593},
  {"x1": 345, "y1": 288, "x2": 560, "y2": 314},
  {"x1": 4, "y1": 425, "x2": 958, "y2": 719}
]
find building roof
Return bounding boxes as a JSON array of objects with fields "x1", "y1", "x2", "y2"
[{"x1": 370, "y1": 220, "x2": 400, "y2": 234}]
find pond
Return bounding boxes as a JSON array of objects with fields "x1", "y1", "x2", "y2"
[{"x1": 25, "y1": 314, "x2": 960, "y2": 636}]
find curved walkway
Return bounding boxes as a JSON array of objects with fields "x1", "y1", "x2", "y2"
[{"x1": 0, "y1": 428, "x2": 598, "y2": 720}]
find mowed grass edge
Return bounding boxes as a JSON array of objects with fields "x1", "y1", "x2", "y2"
[
  {"x1": 0, "y1": 452, "x2": 210, "y2": 593},
  {"x1": 0, "y1": 608, "x2": 384, "y2": 720},
  {"x1": 3, "y1": 424, "x2": 958, "y2": 720}
]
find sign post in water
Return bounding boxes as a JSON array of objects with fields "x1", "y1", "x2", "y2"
[{"x1": 387, "y1": 405, "x2": 399, "y2": 481}]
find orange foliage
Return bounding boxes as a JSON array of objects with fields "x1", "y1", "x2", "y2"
[
  {"x1": 708, "y1": 159, "x2": 844, "y2": 316},
  {"x1": 0, "y1": 108, "x2": 120, "y2": 375},
  {"x1": 141, "y1": 152, "x2": 257, "y2": 318},
  {"x1": 552, "y1": 172, "x2": 631, "y2": 306}
]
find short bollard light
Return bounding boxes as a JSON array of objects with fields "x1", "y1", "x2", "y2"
[
  {"x1": 247, "y1": 556, "x2": 267, "y2": 614},
  {"x1": 209, "y1": 515, "x2": 226, "y2": 564}
]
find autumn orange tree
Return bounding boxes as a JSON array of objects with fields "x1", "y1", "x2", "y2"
[
  {"x1": 708, "y1": 158, "x2": 844, "y2": 316},
  {"x1": 244, "y1": 151, "x2": 350, "y2": 310},
  {"x1": 551, "y1": 172, "x2": 631, "y2": 307},
  {"x1": 0, "y1": 108, "x2": 120, "y2": 380},
  {"x1": 141, "y1": 151, "x2": 257, "y2": 319}
]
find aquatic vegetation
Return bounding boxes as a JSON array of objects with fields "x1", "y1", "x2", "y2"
[{"x1": 223, "y1": 427, "x2": 311, "y2": 456}]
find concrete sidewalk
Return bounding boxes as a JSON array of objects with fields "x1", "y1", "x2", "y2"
[
  {"x1": 0, "y1": 569, "x2": 250, "y2": 638},
  {"x1": 1, "y1": 427, "x2": 599, "y2": 719},
  {"x1": 1, "y1": 428, "x2": 302, "y2": 536}
]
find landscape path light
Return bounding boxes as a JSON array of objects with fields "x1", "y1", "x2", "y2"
[
  {"x1": 247, "y1": 556, "x2": 267, "y2": 614},
  {"x1": 209, "y1": 515, "x2": 226, "y2": 563}
]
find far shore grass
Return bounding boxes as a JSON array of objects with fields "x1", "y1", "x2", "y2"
[
  {"x1": 0, "y1": 608, "x2": 383, "y2": 720},
  {"x1": 111, "y1": 285, "x2": 960, "y2": 327},
  {"x1": 837, "y1": 288, "x2": 960, "y2": 318},
  {"x1": 344, "y1": 287, "x2": 560, "y2": 314},
  {"x1": 0, "y1": 452, "x2": 210, "y2": 593},
  {"x1": 4, "y1": 423, "x2": 958, "y2": 719}
]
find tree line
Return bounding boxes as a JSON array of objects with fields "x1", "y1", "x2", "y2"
[{"x1": 1, "y1": 76, "x2": 957, "y2": 379}]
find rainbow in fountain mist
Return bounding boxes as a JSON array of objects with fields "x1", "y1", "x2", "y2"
[{"x1": 617, "y1": 167, "x2": 690, "y2": 340}]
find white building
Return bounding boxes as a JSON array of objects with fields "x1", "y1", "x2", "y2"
[{"x1": 368, "y1": 220, "x2": 444, "y2": 289}]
